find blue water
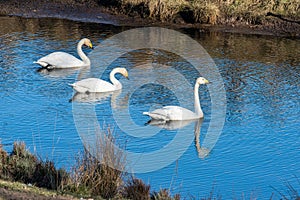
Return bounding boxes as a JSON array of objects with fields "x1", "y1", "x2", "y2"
[{"x1": 0, "y1": 16, "x2": 299, "y2": 199}]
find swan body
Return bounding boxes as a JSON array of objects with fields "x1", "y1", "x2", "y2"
[
  {"x1": 143, "y1": 77, "x2": 209, "y2": 121},
  {"x1": 34, "y1": 38, "x2": 93, "y2": 69},
  {"x1": 69, "y1": 67, "x2": 129, "y2": 93}
]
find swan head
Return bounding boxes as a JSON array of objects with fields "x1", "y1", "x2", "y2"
[
  {"x1": 119, "y1": 67, "x2": 129, "y2": 79},
  {"x1": 112, "y1": 67, "x2": 129, "y2": 79},
  {"x1": 83, "y1": 38, "x2": 93, "y2": 49},
  {"x1": 196, "y1": 77, "x2": 209, "y2": 85}
]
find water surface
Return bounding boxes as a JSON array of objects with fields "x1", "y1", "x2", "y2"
[{"x1": 0, "y1": 16, "x2": 299, "y2": 199}]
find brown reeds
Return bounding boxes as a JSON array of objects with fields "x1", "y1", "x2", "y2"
[
  {"x1": 117, "y1": 0, "x2": 299, "y2": 24},
  {"x1": 123, "y1": 177, "x2": 151, "y2": 200},
  {"x1": 69, "y1": 127, "x2": 127, "y2": 198}
]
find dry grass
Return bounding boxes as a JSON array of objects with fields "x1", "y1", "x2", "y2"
[
  {"x1": 121, "y1": 0, "x2": 189, "y2": 21},
  {"x1": 151, "y1": 188, "x2": 181, "y2": 200},
  {"x1": 192, "y1": 0, "x2": 220, "y2": 24},
  {"x1": 69, "y1": 127, "x2": 127, "y2": 198},
  {"x1": 118, "y1": 0, "x2": 299, "y2": 24},
  {"x1": 0, "y1": 142, "x2": 68, "y2": 191},
  {"x1": 0, "y1": 144, "x2": 8, "y2": 180},
  {"x1": 122, "y1": 177, "x2": 151, "y2": 200}
]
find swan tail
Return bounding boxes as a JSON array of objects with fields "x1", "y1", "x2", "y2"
[
  {"x1": 143, "y1": 112, "x2": 149, "y2": 116},
  {"x1": 143, "y1": 112, "x2": 168, "y2": 121},
  {"x1": 144, "y1": 119, "x2": 152, "y2": 126}
]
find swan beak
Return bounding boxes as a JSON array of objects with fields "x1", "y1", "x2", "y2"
[
  {"x1": 124, "y1": 71, "x2": 129, "y2": 80},
  {"x1": 89, "y1": 44, "x2": 94, "y2": 49}
]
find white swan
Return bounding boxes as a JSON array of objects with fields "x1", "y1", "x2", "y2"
[
  {"x1": 69, "y1": 67, "x2": 129, "y2": 93},
  {"x1": 34, "y1": 38, "x2": 93, "y2": 69},
  {"x1": 143, "y1": 77, "x2": 209, "y2": 121}
]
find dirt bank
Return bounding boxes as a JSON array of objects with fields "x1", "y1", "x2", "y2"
[{"x1": 0, "y1": 0, "x2": 299, "y2": 37}]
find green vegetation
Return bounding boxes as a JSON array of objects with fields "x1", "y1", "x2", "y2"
[
  {"x1": 0, "y1": 134, "x2": 180, "y2": 200},
  {"x1": 0, "y1": 142, "x2": 68, "y2": 190},
  {"x1": 0, "y1": 136, "x2": 300, "y2": 199}
]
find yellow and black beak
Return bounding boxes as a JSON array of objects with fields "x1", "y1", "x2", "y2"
[
  {"x1": 89, "y1": 43, "x2": 94, "y2": 49},
  {"x1": 125, "y1": 74, "x2": 129, "y2": 80},
  {"x1": 124, "y1": 71, "x2": 129, "y2": 80}
]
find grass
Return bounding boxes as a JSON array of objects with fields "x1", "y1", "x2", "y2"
[
  {"x1": 0, "y1": 179, "x2": 74, "y2": 199},
  {"x1": 28, "y1": 0, "x2": 298, "y2": 24},
  {"x1": 271, "y1": 177, "x2": 300, "y2": 200},
  {"x1": 0, "y1": 135, "x2": 299, "y2": 199},
  {"x1": 0, "y1": 142, "x2": 68, "y2": 191},
  {"x1": 69, "y1": 128, "x2": 126, "y2": 199},
  {"x1": 106, "y1": 0, "x2": 299, "y2": 25},
  {"x1": 0, "y1": 131, "x2": 181, "y2": 199}
]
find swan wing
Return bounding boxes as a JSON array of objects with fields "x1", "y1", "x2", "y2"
[
  {"x1": 70, "y1": 78, "x2": 116, "y2": 93},
  {"x1": 35, "y1": 52, "x2": 84, "y2": 68},
  {"x1": 144, "y1": 106, "x2": 199, "y2": 121},
  {"x1": 143, "y1": 108, "x2": 170, "y2": 121},
  {"x1": 163, "y1": 106, "x2": 198, "y2": 120}
]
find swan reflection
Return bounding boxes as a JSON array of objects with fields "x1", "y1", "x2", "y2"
[
  {"x1": 37, "y1": 67, "x2": 79, "y2": 78},
  {"x1": 70, "y1": 89, "x2": 129, "y2": 110},
  {"x1": 193, "y1": 119, "x2": 210, "y2": 159},
  {"x1": 146, "y1": 119, "x2": 198, "y2": 130},
  {"x1": 146, "y1": 118, "x2": 210, "y2": 158},
  {"x1": 70, "y1": 91, "x2": 115, "y2": 103}
]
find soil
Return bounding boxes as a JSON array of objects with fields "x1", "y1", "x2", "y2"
[{"x1": 0, "y1": 0, "x2": 299, "y2": 38}]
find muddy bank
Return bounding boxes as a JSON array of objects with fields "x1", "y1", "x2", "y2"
[{"x1": 0, "y1": 0, "x2": 299, "y2": 37}]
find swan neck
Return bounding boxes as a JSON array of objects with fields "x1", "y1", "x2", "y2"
[
  {"x1": 77, "y1": 40, "x2": 90, "y2": 65},
  {"x1": 110, "y1": 68, "x2": 122, "y2": 89},
  {"x1": 194, "y1": 83, "x2": 203, "y2": 117}
]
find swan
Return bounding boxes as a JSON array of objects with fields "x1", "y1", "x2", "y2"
[
  {"x1": 34, "y1": 38, "x2": 93, "y2": 69},
  {"x1": 69, "y1": 67, "x2": 129, "y2": 93},
  {"x1": 143, "y1": 77, "x2": 209, "y2": 121}
]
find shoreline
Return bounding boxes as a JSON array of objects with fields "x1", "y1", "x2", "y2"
[{"x1": 0, "y1": 0, "x2": 299, "y2": 38}]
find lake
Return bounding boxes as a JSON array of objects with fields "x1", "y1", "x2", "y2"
[{"x1": 0, "y1": 16, "x2": 299, "y2": 199}]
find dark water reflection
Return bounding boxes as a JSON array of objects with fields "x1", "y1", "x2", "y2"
[{"x1": 0, "y1": 16, "x2": 299, "y2": 199}]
